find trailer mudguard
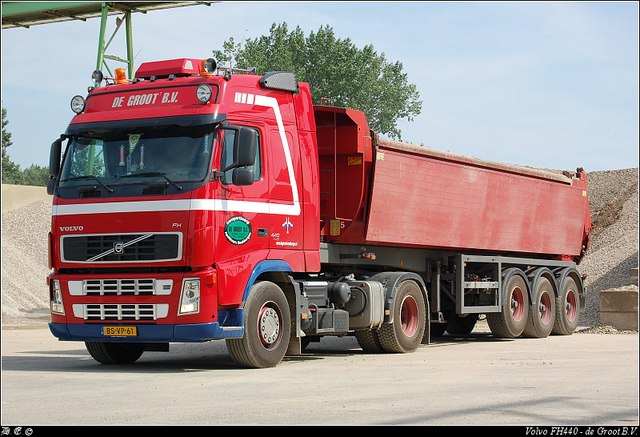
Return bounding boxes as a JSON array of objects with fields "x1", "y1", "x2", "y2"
[
  {"x1": 553, "y1": 266, "x2": 586, "y2": 312},
  {"x1": 526, "y1": 267, "x2": 558, "y2": 304}
]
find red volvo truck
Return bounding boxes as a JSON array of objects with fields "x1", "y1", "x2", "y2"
[{"x1": 46, "y1": 58, "x2": 593, "y2": 368}]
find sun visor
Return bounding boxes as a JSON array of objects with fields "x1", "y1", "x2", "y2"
[{"x1": 65, "y1": 113, "x2": 227, "y2": 136}]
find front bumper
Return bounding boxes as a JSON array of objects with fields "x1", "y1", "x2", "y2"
[{"x1": 49, "y1": 309, "x2": 244, "y2": 343}]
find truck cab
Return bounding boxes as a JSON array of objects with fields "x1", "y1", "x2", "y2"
[{"x1": 47, "y1": 58, "x2": 322, "y2": 366}]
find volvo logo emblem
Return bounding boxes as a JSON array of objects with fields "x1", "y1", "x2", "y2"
[
  {"x1": 86, "y1": 233, "x2": 153, "y2": 262},
  {"x1": 113, "y1": 242, "x2": 124, "y2": 254}
]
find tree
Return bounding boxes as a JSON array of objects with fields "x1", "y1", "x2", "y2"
[
  {"x1": 213, "y1": 23, "x2": 422, "y2": 140},
  {"x1": 22, "y1": 164, "x2": 50, "y2": 187},
  {"x1": 2, "y1": 106, "x2": 23, "y2": 185}
]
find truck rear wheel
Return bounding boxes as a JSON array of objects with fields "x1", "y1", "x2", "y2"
[
  {"x1": 523, "y1": 276, "x2": 556, "y2": 338},
  {"x1": 226, "y1": 281, "x2": 291, "y2": 368},
  {"x1": 377, "y1": 280, "x2": 426, "y2": 353},
  {"x1": 85, "y1": 342, "x2": 145, "y2": 364},
  {"x1": 487, "y1": 270, "x2": 529, "y2": 338},
  {"x1": 552, "y1": 276, "x2": 580, "y2": 335},
  {"x1": 355, "y1": 330, "x2": 385, "y2": 353}
]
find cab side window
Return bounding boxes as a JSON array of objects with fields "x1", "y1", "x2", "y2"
[{"x1": 220, "y1": 128, "x2": 262, "y2": 185}]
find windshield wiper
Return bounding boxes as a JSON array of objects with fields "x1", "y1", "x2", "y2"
[
  {"x1": 60, "y1": 175, "x2": 114, "y2": 193},
  {"x1": 120, "y1": 172, "x2": 183, "y2": 191}
]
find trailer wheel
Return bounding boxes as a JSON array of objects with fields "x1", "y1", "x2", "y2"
[
  {"x1": 85, "y1": 342, "x2": 145, "y2": 364},
  {"x1": 523, "y1": 277, "x2": 556, "y2": 338},
  {"x1": 377, "y1": 280, "x2": 426, "y2": 353},
  {"x1": 226, "y1": 281, "x2": 291, "y2": 368},
  {"x1": 552, "y1": 276, "x2": 580, "y2": 335},
  {"x1": 487, "y1": 270, "x2": 529, "y2": 338}
]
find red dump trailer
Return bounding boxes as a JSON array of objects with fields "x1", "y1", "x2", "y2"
[{"x1": 47, "y1": 58, "x2": 592, "y2": 367}]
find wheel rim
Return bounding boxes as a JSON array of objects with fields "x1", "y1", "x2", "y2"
[
  {"x1": 539, "y1": 291, "x2": 552, "y2": 325},
  {"x1": 258, "y1": 303, "x2": 281, "y2": 348},
  {"x1": 565, "y1": 289, "x2": 577, "y2": 323},
  {"x1": 511, "y1": 286, "x2": 525, "y2": 322},
  {"x1": 400, "y1": 295, "x2": 419, "y2": 337}
]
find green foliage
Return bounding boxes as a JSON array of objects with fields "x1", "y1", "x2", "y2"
[
  {"x1": 2, "y1": 106, "x2": 23, "y2": 184},
  {"x1": 213, "y1": 23, "x2": 422, "y2": 140},
  {"x1": 22, "y1": 164, "x2": 50, "y2": 186},
  {"x1": 2, "y1": 106, "x2": 49, "y2": 186}
]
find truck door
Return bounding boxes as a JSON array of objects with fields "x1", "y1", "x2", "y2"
[
  {"x1": 267, "y1": 128, "x2": 303, "y2": 251},
  {"x1": 213, "y1": 125, "x2": 270, "y2": 285}
]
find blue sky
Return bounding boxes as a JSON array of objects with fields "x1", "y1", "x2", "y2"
[{"x1": 1, "y1": 1, "x2": 638, "y2": 172}]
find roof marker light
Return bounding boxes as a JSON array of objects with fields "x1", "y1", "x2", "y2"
[
  {"x1": 114, "y1": 68, "x2": 127, "y2": 84},
  {"x1": 70, "y1": 95, "x2": 85, "y2": 114}
]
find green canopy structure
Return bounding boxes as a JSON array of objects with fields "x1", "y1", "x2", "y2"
[{"x1": 2, "y1": 2, "x2": 214, "y2": 80}]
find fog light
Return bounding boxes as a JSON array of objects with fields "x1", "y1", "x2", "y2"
[
  {"x1": 50, "y1": 279, "x2": 65, "y2": 315},
  {"x1": 196, "y1": 84, "x2": 212, "y2": 104},
  {"x1": 179, "y1": 278, "x2": 200, "y2": 315},
  {"x1": 70, "y1": 95, "x2": 85, "y2": 114}
]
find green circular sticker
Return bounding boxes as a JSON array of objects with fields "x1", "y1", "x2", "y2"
[{"x1": 224, "y1": 216, "x2": 252, "y2": 245}]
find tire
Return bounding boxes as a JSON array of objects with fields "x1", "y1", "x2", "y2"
[
  {"x1": 523, "y1": 276, "x2": 556, "y2": 338},
  {"x1": 487, "y1": 270, "x2": 529, "y2": 338},
  {"x1": 226, "y1": 281, "x2": 291, "y2": 368},
  {"x1": 552, "y1": 275, "x2": 580, "y2": 335},
  {"x1": 355, "y1": 330, "x2": 385, "y2": 353},
  {"x1": 85, "y1": 342, "x2": 145, "y2": 364},
  {"x1": 377, "y1": 280, "x2": 426, "y2": 353},
  {"x1": 446, "y1": 313, "x2": 478, "y2": 335},
  {"x1": 430, "y1": 323, "x2": 448, "y2": 337}
]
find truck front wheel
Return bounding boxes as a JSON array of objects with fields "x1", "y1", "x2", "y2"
[
  {"x1": 85, "y1": 342, "x2": 145, "y2": 364},
  {"x1": 377, "y1": 280, "x2": 426, "y2": 353},
  {"x1": 226, "y1": 281, "x2": 291, "y2": 368}
]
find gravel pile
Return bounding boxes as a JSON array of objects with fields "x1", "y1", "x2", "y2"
[{"x1": 1, "y1": 167, "x2": 638, "y2": 332}]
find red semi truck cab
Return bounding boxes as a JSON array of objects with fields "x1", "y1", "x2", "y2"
[
  {"x1": 47, "y1": 58, "x2": 592, "y2": 368},
  {"x1": 48, "y1": 59, "x2": 320, "y2": 356}
]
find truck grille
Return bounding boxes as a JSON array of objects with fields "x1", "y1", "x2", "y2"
[
  {"x1": 67, "y1": 279, "x2": 173, "y2": 296},
  {"x1": 61, "y1": 233, "x2": 182, "y2": 263},
  {"x1": 86, "y1": 279, "x2": 152, "y2": 295},
  {"x1": 75, "y1": 303, "x2": 168, "y2": 321}
]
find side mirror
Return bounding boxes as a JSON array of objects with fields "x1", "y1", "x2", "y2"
[
  {"x1": 47, "y1": 136, "x2": 65, "y2": 196},
  {"x1": 232, "y1": 168, "x2": 255, "y2": 186},
  {"x1": 214, "y1": 127, "x2": 258, "y2": 184},
  {"x1": 234, "y1": 127, "x2": 257, "y2": 167},
  {"x1": 46, "y1": 178, "x2": 56, "y2": 195},
  {"x1": 49, "y1": 136, "x2": 64, "y2": 178}
]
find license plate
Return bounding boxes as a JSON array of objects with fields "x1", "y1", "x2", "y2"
[{"x1": 102, "y1": 326, "x2": 137, "y2": 337}]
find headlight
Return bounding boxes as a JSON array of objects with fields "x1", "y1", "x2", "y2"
[
  {"x1": 50, "y1": 280, "x2": 65, "y2": 315},
  {"x1": 196, "y1": 84, "x2": 212, "y2": 104},
  {"x1": 179, "y1": 278, "x2": 201, "y2": 315},
  {"x1": 70, "y1": 95, "x2": 85, "y2": 114}
]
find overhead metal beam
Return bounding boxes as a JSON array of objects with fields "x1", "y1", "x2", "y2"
[{"x1": 3, "y1": 2, "x2": 215, "y2": 84}]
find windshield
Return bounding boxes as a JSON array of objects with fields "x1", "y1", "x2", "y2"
[{"x1": 59, "y1": 124, "x2": 215, "y2": 187}]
